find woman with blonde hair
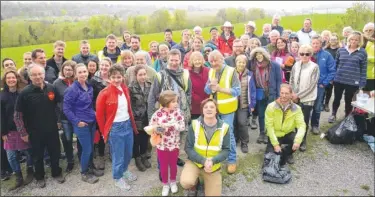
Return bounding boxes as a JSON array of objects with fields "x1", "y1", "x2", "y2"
[
  {"x1": 245, "y1": 38, "x2": 261, "y2": 57},
  {"x1": 153, "y1": 44, "x2": 170, "y2": 72},
  {"x1": 188, "y1": 51, "x2": 210, "y2": 120},
  {"x1": 120, "y1": 50, "x2": 135, "y2": 72},
  {"x1": 183, "y1": 37, "x2": 204, "y2": 69},
  {"x1": 320, "y1": 30, "x2": 332, "y2": 48},
  {"x1": 290, "y1": 41, "x2": 300, "y2": 62},
  {"x1": 148, "y1": 41, "x2": 159, "y2": 64},
  {"x1": 329, "y1": 31, "x2": 368, "y2": 123}
]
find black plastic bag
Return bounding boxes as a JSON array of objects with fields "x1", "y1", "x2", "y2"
[
  {"x1": 262, "y1": 152, "x2": 292, "y2": 184},
  {"x1": 326, "y1": 114, "x2": 358, "y2": 144}
]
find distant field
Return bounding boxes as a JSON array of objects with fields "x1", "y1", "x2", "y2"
[{"x1": 1, "y1": 14, "x2": 343, "y2": 68}]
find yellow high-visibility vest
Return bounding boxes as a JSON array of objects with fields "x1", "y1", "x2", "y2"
[
  {"x1": 156, "y1": 69, "x2": 190, "y2": 92},
  {"x1": 97, "y1": 50, "x2": 121, "y2": 64},
  {"x1": 208, "y1": 65, "x2": 238, "y2": 114},
  {"x1": 192, "y1": 119, "x2": 229, "y2": 172}
]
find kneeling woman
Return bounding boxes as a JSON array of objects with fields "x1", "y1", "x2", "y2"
[
  {"x1": 96, "y1": 65, "x2": 138, "y2": 191},
  {"x1": 180, "y1": 98, "x2": 230, "y2": 196}
]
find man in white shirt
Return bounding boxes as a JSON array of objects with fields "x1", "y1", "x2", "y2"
[{"x1": 297, "y1": 18, "x2": 317, "y2": 45}]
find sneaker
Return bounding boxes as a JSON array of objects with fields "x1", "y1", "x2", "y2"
[
  {"x1": 115, "y1": 178, "x2": 131, "y2": 191},
  {"x1": 162, "y1": 185, "x2": 170, "y2": 196},
  {"x1": 170, "y1": 182, "x2": 178, "y2": 194},
  {"x1": 256, "y1": 133, "x2": 267, "y2": 144},
  {"x1": 240, "y1": 143, "x2": 249, "y2": 153},
  {"x1": 123, "y1": 170, "x2": 137, "y2": 182},
  {"x1": 1, "y1": 171, "x2": 12, "y2": 181},
  {"x1": 299, "y1": 142, "x2": 307, "y2": 152},
  {"x1": 328, "y1": 115, "x2": 336, "y2": 123},
  {"x1": 81, "y1": 173, "x2": 99, "y2": 184},
  {"x1": 36, "y1": 179, "x2": 46, "y2": 188},
  {"x1": 324, "y1": 104, "x2": 330, "y2": 112},
  {"x1": 53, "y1": 174, "x2": 65, "y2": 184},
  {"x1": 311, "y1": 127, "x2": 320, "y2": 135},
  {"x1": 251, "y1": 118, "x2": 258, "y2": 130}
]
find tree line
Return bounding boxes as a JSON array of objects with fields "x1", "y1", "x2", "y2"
[{"x1": 0, "y1": 7, "x2": 267, "y2": 48}]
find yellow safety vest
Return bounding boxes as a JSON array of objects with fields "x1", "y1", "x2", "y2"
[
  {"x1": 97, "y1": 50, "x2": 121, "y2": 64},
  {"x1": 192, "y1": 119, "x2": 229, "y2": 172},
  {"x1": 208, "y1": 65, "x2": 238, "y2": 114},
  {"x1": 156, "y1": 69, "x2": 190, "y2": 92},
  {"x1": 365, "y1": 41, "x2": 375, "y2": 80}
]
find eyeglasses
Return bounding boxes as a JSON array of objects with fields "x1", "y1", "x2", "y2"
[{"x1": 299, "y1": 53, "x2": 311, "y2": 57}]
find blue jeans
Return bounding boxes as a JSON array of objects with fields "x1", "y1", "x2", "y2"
[
  {"x1": 219, "y1": 113, "x2": 236, "y2": 164},
  {"x1": 256, "y1": 99, "x2": 269, "y2": 134},
  {"x1": 7, "y1": 148, "x2": 33, "y2": 173},
  {"x1": 73, "y1": 122, "x2": 96, "y2": 174},
  {"x1": 109, "y1": 120, "x2": 134, "y2": 180},
  {"x1": 61, "y1": 120, "x2": 74, "y2": 163},
  {"x1": 311, "y1": 86, "x2": 325, "y2": 128}
]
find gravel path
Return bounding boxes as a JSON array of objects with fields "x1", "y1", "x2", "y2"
[{"x1": 1, "y1": 98, "x2": 374, "y2": 196}]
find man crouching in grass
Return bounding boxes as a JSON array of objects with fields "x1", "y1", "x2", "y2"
[{"x1": 264, "y1": 83, "x2": 306, "y2": 167}]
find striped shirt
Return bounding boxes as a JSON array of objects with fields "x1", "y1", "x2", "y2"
[{"x1": 334, "y1": 46, "x2": 368, "y2": 87}]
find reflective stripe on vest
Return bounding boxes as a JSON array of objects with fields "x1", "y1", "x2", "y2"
[
  {"x1": 192, "y1": 120, "x2": 229, "y2": 172},
  {"x1": 208, "y1": 65, "x2": 238, "y2": 114}
]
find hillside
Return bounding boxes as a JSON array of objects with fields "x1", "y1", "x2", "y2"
[{"x1": 1, "y1": 14, "x2": 344, "y2": 68}]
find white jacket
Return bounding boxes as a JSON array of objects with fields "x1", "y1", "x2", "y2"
[{"x1": 297, "y1": 29, "x2": 317, "y2": 45}]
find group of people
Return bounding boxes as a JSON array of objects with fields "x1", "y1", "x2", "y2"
[{"x1": 1, "y1": 15, "x2": 374, "y2": 196}]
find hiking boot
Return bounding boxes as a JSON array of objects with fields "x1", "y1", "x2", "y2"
[
  {"x1": 135, "y1": 157, "x2": 146, "y2": 172},
  {"x1": 1, "y1": 171, "x2": 12, "y2": 181},
  {"x1": 256, "y1": 133, "x2": 267, "y2": 144},
  {"x1": 286, "y1": 155, "x2": 295, "y2": 164},
  {"x1": 328, "y1": 115, "x2": 336, "y2": 123},
  {"x1": 162, "y1": 184, "x2": 170, "y2": 196},
  {"x1": 299, "y1": 142, "x2": 307, "y2": 152},
  {"x1": 81, "y1": 173, "x2": 99, "y2": 184},
  {"x1": 24, "y1": 166, "x2": 34, "y2": 185},
  {"x1": 251, "y1": 118, "x2": 258, "y2": 130},
  {"x1": 8, "y1": 171, "x2": 23, "y2": 191},
  {"x1": 241, "y1": 143, "x2": 249, "y2": 153},
  {"x1": 88, "y1": 167, "x2": 104, "y2": 177},
  {"x1": 177, "y1": 158, "x2": 185, "y2": 167},
  {"x1": 141, "y1": 154, "x2": 151, "y2": 169},
  {"x1": 146, "y1": 152, "x2": 151, "y2": 159},
  {"x1": 97, "y1": 156, "x2": 105, "y2": 170},
  {"x1": 324, "y1": 104, "x2": 330, "y2": 112},
  {"x1": 227, "y1": 164, "x2": 236, "y2": 174},
  {"x1": 123, "y1": 170, "x2": 137, "y2": 182},
  {"x1": 311, "y1": 127, "x2": 320, "y2": 135},
  {"x1": 36, "y1": 179, "x2": 46, "y2": 188},
  {"x1": 115, "y1": 178, "x2": 130, "y2": 191},
  {"x1": 53, "y1": 174, "x2": 65, "y2": 184},
  {"x1": 66, "y1": 162, "x2": 74, "y2": 173}
]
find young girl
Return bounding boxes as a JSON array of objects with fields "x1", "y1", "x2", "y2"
[
  {"x1": 149, "y1": 90, "x2": 185, "y2": 196},
  {"x1": 290, "y1": 41, "x2": 300, "y2": 62}
]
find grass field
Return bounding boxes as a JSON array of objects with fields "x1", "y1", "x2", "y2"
[{"x1": 1, "y1": 13, "x2": 344, "y2": 69}]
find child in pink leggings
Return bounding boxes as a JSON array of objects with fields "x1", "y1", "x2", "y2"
[{"x1": 149, "y1": 90, "x2": 185, "y2": 196}]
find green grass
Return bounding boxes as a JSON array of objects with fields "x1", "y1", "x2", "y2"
[
  {"x1": 361, "y1": 184, "x2": 370, "y2": 191},
  {"x1": 1, "y1": 13, "x2": 344, "y2": 68}
]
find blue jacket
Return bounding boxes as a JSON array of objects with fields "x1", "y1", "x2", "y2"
[
  {"x1": 316, "y1": 49, "x2": 336, "y2": 86},
  {"x1": 248, "y1": 70, "x2": 257, "y2": 110},
  {"x1": 63, "y1": 80, "x2": 96, "y2": 126}
]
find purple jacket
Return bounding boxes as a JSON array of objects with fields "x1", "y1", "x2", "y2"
[{"x1": 63, "y1": 80, "x2": 96, "y2": 126}]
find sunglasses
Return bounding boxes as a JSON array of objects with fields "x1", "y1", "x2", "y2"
[{"x1": 299, "y1": 53, "x2": 311, "y2": 57}]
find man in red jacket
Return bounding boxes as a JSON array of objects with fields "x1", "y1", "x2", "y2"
[{"x1": 218, "y1": 21, "x2": 236, "y2": 58}]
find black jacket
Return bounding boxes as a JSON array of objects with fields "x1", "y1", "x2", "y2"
[
  {"x1": 46, "y1": 55, "x2": 68, "y2": 77},
  {"x1": 1, "y1": 87, "x2": 18, "y2": 136},
  {"x1": 128, "y1": 80, "x2": 152, "y2": 130}
]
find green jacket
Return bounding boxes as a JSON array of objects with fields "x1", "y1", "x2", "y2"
[{"x1": 265, "y1": 99, "x2": 306, "y2": 146}]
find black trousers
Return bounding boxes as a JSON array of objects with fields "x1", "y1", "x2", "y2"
[
  {"x1": 234, "y1": 108, "x2": 249, "y2": 144},
  {"x1": 265, "y1": 132, "x2": 296, "y2": 165},
  {"x1": 332, "y1": 82, "x2": 358, "y2": 117},
  {"x1": 324, "y1": 83, "x2": 334, "y2": 105},
  {"x1": 133, "y1": 130, "x2": 150, "y2": 158},
  {"x1": 299, "y1": 103, "x2": 313, "y2": 144},
  {"x1": 1, "y1": 138, "x2": 12, "y2": 174},
  {"x1": 363, "y1": 79, "x2": 375, "y2": 92},
  {"x1": 30, "y1": 131, "x2": 62, "y2": 180}
]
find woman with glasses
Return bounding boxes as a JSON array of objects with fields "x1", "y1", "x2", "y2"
[
  {"x1": 289, "y1": 44, "x2": 320, "y2": 152},
  {"x1": 328, "y1": 31, "x2": 368, "y2": 123},
  {"x1": 271, "y1": 38, "x2": 295, "y2": 84}
]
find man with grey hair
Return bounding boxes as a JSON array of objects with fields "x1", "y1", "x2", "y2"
[
  {"x1": 204, "y1": 50, "x2": 241, "y2": 174},
  {"x1": 266, "y1": 30, "x2": 281, "y2": 54},
  {"x1": 148, "y1": 49, "x2": 192, "y2": 172},
  {"x1": 259, "y1": 24, "x2": 272, "y2": 46},
  {"x1": 125, "y1": 51, "x2": 157, "y2": 85},
  {"x1": 271, "y1": 14, "x2": 284, "y2": 35},
  {"x1": 14, "y1": 64, "x2": 65, "y2": 188}
]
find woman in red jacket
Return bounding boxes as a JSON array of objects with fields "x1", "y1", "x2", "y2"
[
  {"x1": 96, "y1": 64, "x2": 138, "y2": 191},
  {"x1": 218, "y1": 21, "x2": 236, "y2": 58},
  {"x1": 188, "y1": 51, "x2": 209, "y2": 120},
  {"x1": 183, "y1": 37, "x2": 204, "y2": 70}
]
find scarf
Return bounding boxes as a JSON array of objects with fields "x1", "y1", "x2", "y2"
[{"x1": 255, "y1": 61, "x2": 270, "y2": 97}]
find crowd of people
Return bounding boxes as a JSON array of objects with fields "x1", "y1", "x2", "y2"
[{"x1": 1, "y1": 15, "x2": 374, "y2": 196}]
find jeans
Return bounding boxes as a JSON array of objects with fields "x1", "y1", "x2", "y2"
[
  {"x1": 7, "y1": 149, "x2": 33, "y2": 173},
  {"x1": 256, "y1": 99, "x2": 269, "y2": 134},
  {"x1": 219, "y1": 112, "x2": 236, "y2": 164},
  {"x1": 311, "y1": 86, "x2": 325, "y2": 128},
  {"x1": 234, "y1": 108, "x2": 249, "y2": 144},
  {"x1": 61, "y1": 120, "x2": 74, "y2": 163},
  {"x1": 109, "y1": 120, "x2": 133, "y2": 180},
  {"x1": 73, "y1": 122, "x2": 96, "y2": 174}
]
